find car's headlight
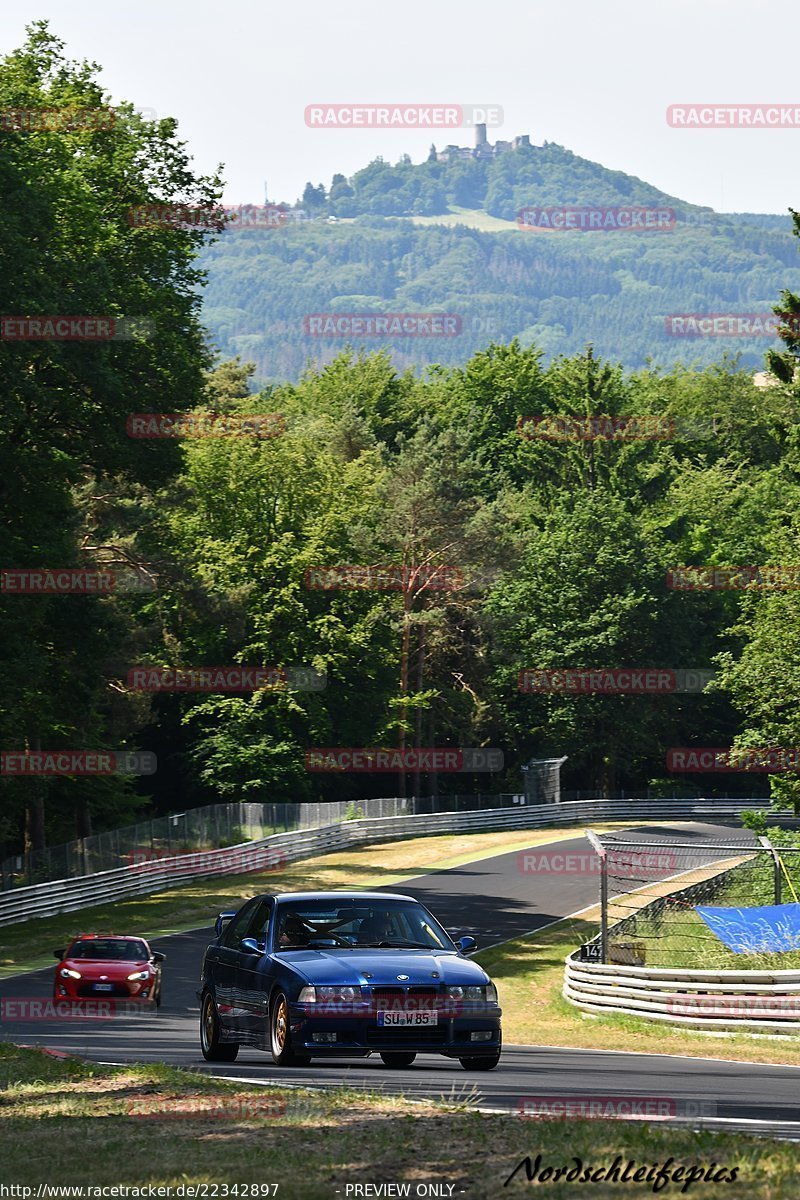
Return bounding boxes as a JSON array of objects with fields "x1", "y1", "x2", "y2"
[
  {"x1": 127, "y1": 970, "x2": 151, "y2": 981},
  {"x1": 445, "y1": 983, "x2": 497, "y2": 1002},
  {"x1": 59, "y1": 968, "x2": 81, "y2": 980},
  {"x1": 297, "y1": 985, "x2": 364, "y2": 1003}
]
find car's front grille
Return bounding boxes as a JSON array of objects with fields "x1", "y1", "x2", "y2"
[
  {"x1": 371, "y1": 987, "x2": 438, "y2": 1010},
  {"x1": 76, "y1": 983, "x2": 130, "y2": 998}
]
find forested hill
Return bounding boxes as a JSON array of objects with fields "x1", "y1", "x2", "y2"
[{"x1": 198, "y1": 141, "x2": 798, "y2": 383}]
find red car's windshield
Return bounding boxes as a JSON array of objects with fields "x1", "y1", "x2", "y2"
[{"x1": 67, "y1": 939, "x2": 149, "y2": 961}]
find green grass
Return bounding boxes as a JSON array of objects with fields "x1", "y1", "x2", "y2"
[
  {"x1": 0, "y1": 1045, "x2": 797, "y2": 1196},
  {"x1": 610, "y1": 857, "x2": 800, "y2": 969},
  {"x1": 408, "y1": 205, "x2": 520, "y2": 232}
]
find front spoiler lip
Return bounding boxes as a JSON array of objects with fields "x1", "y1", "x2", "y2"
[
  {"x1": 299, "y1": 1045, "x2": 501, "y2": 1057},
  {"x1": 291, "y1": 1003, "x2": 501, "y2": 1054}
]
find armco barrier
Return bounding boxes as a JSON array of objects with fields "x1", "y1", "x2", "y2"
[
  {"x1": 563, "y1": 830, "x2": 800, "y2": 1034},
  {"x1": 0, "y1": 797, "x2": 773, "y2": 928},
  {"x1": 563, "y1": 957, "x2": 800, "y2": 1033}
]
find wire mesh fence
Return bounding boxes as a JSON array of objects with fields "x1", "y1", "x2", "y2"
[
  {"x1": 0, "y1": 792, "x2": 535, "y2": 891},
  {"x1": 590, "y1": 831, "x2": 800, "y2": 969}
]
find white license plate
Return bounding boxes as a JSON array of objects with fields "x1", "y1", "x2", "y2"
[
  {"x1": 92, "y1": 983, "x2": 114, "y2": 992},
  {"x1": 377, "y1": 1010, "x2": 437, "y2": 1027}
]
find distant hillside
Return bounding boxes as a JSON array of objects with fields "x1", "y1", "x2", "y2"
[{"x1": 198, "y1": 142, "x2": 799, "y2": 383}]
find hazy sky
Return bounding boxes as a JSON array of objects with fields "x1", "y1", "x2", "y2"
[{"x1": 3, "y1": 1, "x2": 799, "y2": 213}]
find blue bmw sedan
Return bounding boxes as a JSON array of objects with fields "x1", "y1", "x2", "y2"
[{"x1": 198, "y1": 891, "x2": 502, "y2": 1070}]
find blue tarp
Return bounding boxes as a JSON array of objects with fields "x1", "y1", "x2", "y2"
[{"x1": 695, "y1": 903, "x2": 800, "y2": 954}]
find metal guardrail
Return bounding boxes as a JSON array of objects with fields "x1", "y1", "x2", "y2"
[
  {"x1": 563, "y1": 957, "x2": 800, "y2": 1032},
  {"x1": 0, "y1": 796, "x2": 772, "y2": 928},
  {"x1": 563, "y1": 828, "x2": 800, "y2": 1033}
]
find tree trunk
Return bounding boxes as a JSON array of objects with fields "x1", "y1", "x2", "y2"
[
  {"x1": 23, "y1": 736, "x2": 46, "y2": 855},
  {"x1": 411, "y1": 624, "x2": 425, "y2": 797},
  {"x1": 75, "y1": 794, "x2": 93, "y2": 839},
  {"x1": 397, "y1": 584, "x2": 411, "y2": 799},
  {"x1": 24, "y1": 787, "x2": 46, "y2": 854}
]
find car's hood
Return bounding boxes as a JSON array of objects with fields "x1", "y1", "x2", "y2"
[
  {"x1": 271, "y1": 948, "x2": 490, "y2": 987},
  {"x1": 63, "y1": 959, "x2": 150, "y2": 973}
]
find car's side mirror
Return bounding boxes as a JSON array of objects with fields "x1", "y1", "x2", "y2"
[
  {"x1": 53, "y1": 948, "x2": 65, "y2": 959},
  {"x1": 151, "y1": 952, "x2": 166, "y2": 964},
  {"x1": 240, "y1": 938, "x2": 262, "y2": 956},
  {"x1": 456, "y1": 935, "x2": 477, "y2": 954}
]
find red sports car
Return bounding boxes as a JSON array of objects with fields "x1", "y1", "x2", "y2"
[{"x1": 53, "y1": 934, "x2": 165, "y2": 1005}]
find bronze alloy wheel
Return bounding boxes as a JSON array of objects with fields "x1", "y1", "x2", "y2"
[
  {"x1": 273, "y1": 995, "x2": 288, "y2": 1052},
  {"x1": 200, "y1": 993, "x2": 239, "y2": 1062},
  {"x1": 269, "y1": 991, "x2": 310, "y2": 1067}
]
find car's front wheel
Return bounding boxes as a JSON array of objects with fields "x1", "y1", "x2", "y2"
[
  {"x1": 379, "y1": 1052, "x2": 416, "y2": 1068},
  {"x1": 459, "y1": 1052, "x2": 501, "y2": 1071},
  {"x1": 200, "y1": 993, "x2": 239, "y2": 1062},
  {"x1": 269, "y1": 992, "x2": 310, "y2": 1067}
]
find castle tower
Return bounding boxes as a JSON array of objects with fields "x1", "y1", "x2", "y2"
[{"x1": 475, "y1": 122, "x2": 488, "y2": 148}]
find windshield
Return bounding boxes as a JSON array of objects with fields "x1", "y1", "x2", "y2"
[
  {"x1": 68, "y1": 939, "x2": 149, "y2": 961},
  {"x1": 273, "y1": 899, "x2": 453, "y2": 951}
]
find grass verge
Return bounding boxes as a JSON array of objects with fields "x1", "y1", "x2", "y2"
[{"x1": 0, "y1": 1044, "x2": 797, "y2": 1197}]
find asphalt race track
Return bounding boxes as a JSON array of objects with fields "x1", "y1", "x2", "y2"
[{"x1": 3, "y1": 821, "x2": 800, "y2": 1137}]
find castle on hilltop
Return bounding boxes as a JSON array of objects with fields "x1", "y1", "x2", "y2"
[{"x1": 429, "y1": 123, "x2": 532, "y2": 164}]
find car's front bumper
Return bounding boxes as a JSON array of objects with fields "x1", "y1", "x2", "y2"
[
  {"x1": 288, "y1": 1002, "x2": 502, "y2": 1057},
  {"x1": 54, "y1": 978, "x2": 156, "y2": 1001}
]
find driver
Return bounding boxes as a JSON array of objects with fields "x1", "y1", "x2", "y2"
[
  {"x1": 357, "y1": 911, "x2": 394, "y2": 945},
  {"x1": 278, "y1": 914, "x2": 310, "y2": 947}
]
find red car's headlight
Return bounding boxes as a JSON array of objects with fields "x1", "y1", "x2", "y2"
[
  {"x1": 127, "y1": 970, "x2": 151, "y2": 981},
  {"x1": 59, "y1": 968, "x2": 81, "y2": 980}
]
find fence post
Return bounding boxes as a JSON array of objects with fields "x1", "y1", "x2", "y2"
[
  {"x1": 586, "y1": 829, "x2": 608, "y2": 963},
  {"x1": 758, "y1": 835, "x2": 781, "y2": 905}
]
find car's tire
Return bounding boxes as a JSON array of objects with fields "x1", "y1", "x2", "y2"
[
  {"x1": 269, "y1": 991, "x2": 310, "y2": 1067},
  {"x1": 153, "y1": 980, "x2": 162, "y2": 1009},
  {"x1": 379, "y1": 1052, "x2": 416, "y2": 1068},
  {"x1": 200, "y1": 993, "x2": 239, "y2": 1062},
  {"x1": 458, "y1": 1052, "x2": 501, "y2": 1071}
]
